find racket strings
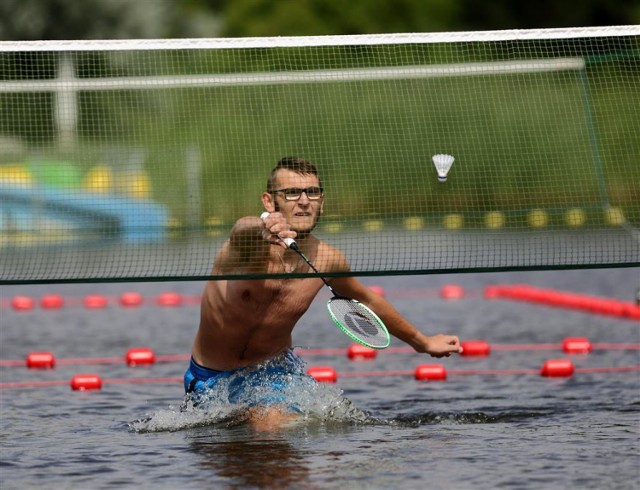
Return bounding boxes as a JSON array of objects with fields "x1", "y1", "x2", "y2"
[{"x1": 328, "y1": 298, "x2": 390, "y2": 348}]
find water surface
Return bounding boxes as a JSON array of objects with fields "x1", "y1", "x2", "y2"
[{"x1": 1, "y1": 268, "x2": 639, "y2": 489}]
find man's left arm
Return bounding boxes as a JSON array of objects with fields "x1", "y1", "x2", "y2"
[{"x1": 329, "y1": 276, "x2": 462, "y2": 358}]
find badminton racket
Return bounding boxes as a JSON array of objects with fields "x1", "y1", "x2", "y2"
[{"x1": 261, "y1": 212, "x2": 390, "y2": 349}]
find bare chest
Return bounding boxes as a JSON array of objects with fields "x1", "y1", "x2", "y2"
[{"x1": 224, "y1": 277, "x2": 322, "y2": 318}]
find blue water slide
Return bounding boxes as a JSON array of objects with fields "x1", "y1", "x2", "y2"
[{"x1": 0, "y1": 184, "x2": 168, "y2": 244}]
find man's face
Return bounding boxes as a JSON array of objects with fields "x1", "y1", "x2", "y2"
[{"x1": 263, "y1": 169, "x2": 324, "y2": 237}]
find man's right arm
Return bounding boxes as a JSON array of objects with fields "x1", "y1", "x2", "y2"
[
  {"x1": 215, "y1": 213, "x2": 297, "y2": 273},
  {"x1": 211, "y1": 217, "x2": 269, "y2": 274},
  {"x1": 229, "y1": 217, "x2": 268, "y2": 255}
]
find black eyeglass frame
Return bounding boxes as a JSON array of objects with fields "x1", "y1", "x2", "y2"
[{"x1": 270, "y1": 187, "x2": 324, "y2": 201}]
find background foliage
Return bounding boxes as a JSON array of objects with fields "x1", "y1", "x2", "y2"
[
  {"x1": 1, "y1": 0, "x2": 638, "y2": 41},
  {"x1": 0, "y1": 0, "x2": 638, "y2": 226}
]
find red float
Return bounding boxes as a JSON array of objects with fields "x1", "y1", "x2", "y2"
[
  {"x1": 483, "y1": 285, "x2": 503, "y2": 299},
  {"x1": 489, "y1": 284, "x2": 639, "y2": 320},
  {"x1": 540, "y1": 359, "x2": 574, "y2": 377},
  {"x1": 26, "y1": 352, "x2": 56, "y2": 369},
  {"x1": 562, "y1": 337, "x2": 592, "y2": 354},
  {"x1": 506, "y1": 285, "x2": 532, "y2": 300},
  {"x1": 440, "y1": 284, "x2": 465, "y2": 300},
  {"x1": 11, "y1": 296, "x2": 35, "y2": 311},
  {"x1": 460, "y1": 340, "x2": 491, "y2": 357},
  {"x1": 83, "y1": 294, "x2": 108, "y2": 309},
  {"x1": 347, "y1": 344, "x2": 377, "y2": 360},
  {"x1": 157, "y1": 292, "x2": 182, "y2": 307},
  {"x1": 70, "y1": 374, "x2": 103, "y2": 391},
  {"x1": 560, "y1": 293, "x2": 590, "y2": 310},
  {"x1": 414, "y1": 364, "x2": 447, "y2": 381},
  {"x1": 119, "y1": 292, "x2": 143, "y2": 307},
  {"x1": 125, "y1": 347, "x2": 156, "y2": 366},
  {"x1": 605, "y1": 300, "x2": 626, "y2": 317},
  {"x1": 40, "y1": 294, "x2": 64, "y2": 309},
  {"x1": 307, "y1": 366, "x2": 338, "y2": 383},
  {"x1": 626, "y1": 304, "x2": 640, "y2": 319}
]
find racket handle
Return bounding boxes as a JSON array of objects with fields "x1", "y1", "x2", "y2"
[
  {"x1": 259, "y1": 212, "x2": 298, "y2": 250},
  {"x1": 283, "y1": 237, "x2": 298, "y2": 250}
]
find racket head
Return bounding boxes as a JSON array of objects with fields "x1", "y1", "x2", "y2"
[{"x1": 326, "y1": 297, "x2": 391, "y2": 349}]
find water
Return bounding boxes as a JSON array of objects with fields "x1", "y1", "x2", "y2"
[{"x1": 1, "y1": 268, "x2": 639, "y2": 489}]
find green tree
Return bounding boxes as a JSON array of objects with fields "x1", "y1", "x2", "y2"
[
  {"x1": 0, "y1": 0, "x2": 220, "y2": 41},
  {"x1": 458, "y1": 0, "x2": 640, "y2": 30},
  {"x1": 0, "y1": 0, "x2": 166, "y2": 40},
  {"x1": 221, "y1": 0, "x2": 459, "y2": 37},
  {"x1": 1, "y1": 0, "x2": 636, "y2": 41},
  {"x1": 218, "y1": 0, "x2": 639, "y2": 37}
]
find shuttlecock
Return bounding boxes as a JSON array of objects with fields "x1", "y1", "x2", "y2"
[{"x1": 432, "y1": 154, "x2": 455, "y2": 182}]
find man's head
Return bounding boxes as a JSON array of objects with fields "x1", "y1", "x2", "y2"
[{"x1": 262, "y1": 157, "x2": 324, "y2": 238}]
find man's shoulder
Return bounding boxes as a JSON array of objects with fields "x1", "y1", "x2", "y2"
[
  {"x1": 311, "y1": 235, "x2": 339, "y2": 253},
  {"x1": 313, "y1": 237, "x2": 349, "y2": 272}
]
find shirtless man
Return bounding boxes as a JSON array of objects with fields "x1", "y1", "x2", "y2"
[{"x1": 184, "y1": 157, "x2": 462, "y2": 425}]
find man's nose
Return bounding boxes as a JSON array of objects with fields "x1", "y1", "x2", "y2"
[{"x1": 297, "y1": 191, "x2": 311, "y2": 204}]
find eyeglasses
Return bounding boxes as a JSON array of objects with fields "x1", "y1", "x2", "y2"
[{"x1": 271, "y1": 186, "x2": 324, "y2": 201}]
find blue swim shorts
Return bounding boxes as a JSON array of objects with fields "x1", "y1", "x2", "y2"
[{"x1": 183, "y1": 349, "x2": 308, "y2": 412}]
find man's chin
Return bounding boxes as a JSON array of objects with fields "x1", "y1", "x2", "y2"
[
  {"x1": 293, "y1": 230, "x2": 312, "y2": 240},
  {"x1": 291, "y1": 219, "x2": 319, "y2": 238}
]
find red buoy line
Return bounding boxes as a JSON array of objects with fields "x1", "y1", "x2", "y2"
[
  {"x1": 4, "y1": 284, "x2": 638, "y2": 319},
  {"x1": 0, "y1": 348, "x2": 190, "y2": 368},
  {"x1": 0, "y1": 376, "x2": 184, "y2": 391},
  {"x1": 1, "y1": 363, "x2": 638, "y2": 391},
  {"x1": 4, "y1": 292, "x2": 203, "y2": 311},
  {"x1": 309, "y1": 362, "x2": 640, "y2": 383},
  {"x1": 2, "y1": 342, "x2": 638, "y2": 390},
  {"x1": 485, "y1": 284, "x2": 640, "y2": 319},
  {"x1": 2, "y1": 339, "x2": 639, "y2": 369}
]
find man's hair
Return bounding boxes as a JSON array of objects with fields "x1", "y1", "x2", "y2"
[{"x1": 266, "y1": 157, "x2": 322, "y2": 192}]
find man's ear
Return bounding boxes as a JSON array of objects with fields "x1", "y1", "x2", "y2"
[{"x1": 262, "y1": 192, "x2": 276, "y2": 213}]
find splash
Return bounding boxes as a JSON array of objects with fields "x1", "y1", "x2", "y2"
[
  {"x1": 389, "y1": 410, "x2": 552, "y2": 427},
  {"x1": 130, "y1": 350, "x2": 376, "y2": 433}
]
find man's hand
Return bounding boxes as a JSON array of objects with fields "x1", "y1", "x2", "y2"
[
  {"x1": 260, "y1": 212, "x2": 297, "y2": 249},
  {"x1": 410, "y1": 333, "x2": 463, "y2": 358}
]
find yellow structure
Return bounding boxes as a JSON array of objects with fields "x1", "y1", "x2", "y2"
[
  {"x1": 119, "y1": 170, "x2": 152, "y2": 199},
  {"x1": 0, "y1": 164, "x2": 33, "y2": 186},
  {"x1": 528, "y1": 209, "x2": 548, "y2": 228},
  {"x1": 443, "y1": 214, "x2": 464, "y2": 229},
  {"x1": 363, "y1": 220, "x2": 383, "y2": 232},
  {"x1": 485, "y1": 211, "x2": 505, "y2": 229},
  {"x1": 403, "y1": 216, "x2": 425, "y2": 231},
  {"x1": 565, "y1": 208, "x2": 586, "y2": 227},
  {"x1": 323, "y1": 222, "x2": 344, "y2": 234},
  {"x1": 205, "y1": 216, "x2": 225, "y2": 236},
  {"x1": 604, "y1": 207, "x2": 625, "y2": 226},
  {"x1": 83, "y1": 165, "x2": 113, "y2": 193}
]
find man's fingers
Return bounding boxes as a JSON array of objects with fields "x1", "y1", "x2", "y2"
[
  {"x1": 266, "y1": 224, "x2": 296, "y2": 240},
  {"x1": 427, "y1": 334, "x2": 463, "y2": 357},
  {"x1": 448, "y1": 336, "x2": 463, "y2": 353},
  {"x1": 261, "y1": 212, "x2": 297, "y2": 247}
]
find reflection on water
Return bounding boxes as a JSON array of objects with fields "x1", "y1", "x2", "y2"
[
  {"x1": 186, "y1": 422, "x2": 379, "y2": 489},
  {"x1": 190, "y1": 436, "x2": 312, "y2": 490}
]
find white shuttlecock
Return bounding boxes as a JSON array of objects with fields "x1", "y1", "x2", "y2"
[{"x1": 432, "y1": 154, "x2": 455, "y2": 182}]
